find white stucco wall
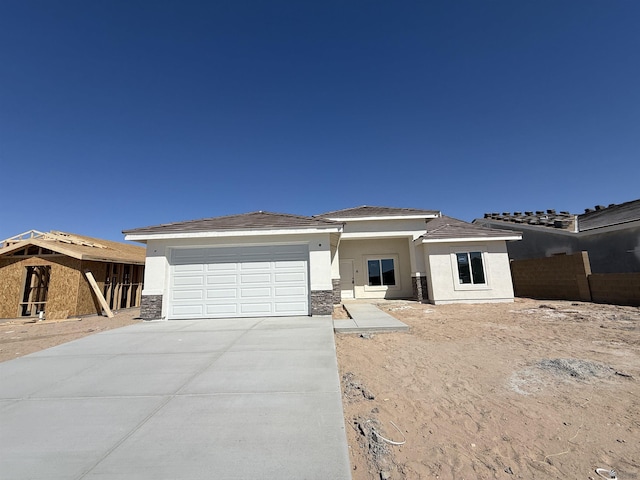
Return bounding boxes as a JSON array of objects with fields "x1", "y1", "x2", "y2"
[
  {"x1": 338, "y1": 238, "x2": 413, "y2": 299},
  {"x1": 423, "y1": 240, "x2": 515, "y2": 304},
  {"x1": 142, "y1": 233, "x2": 333, "y2": 318}
]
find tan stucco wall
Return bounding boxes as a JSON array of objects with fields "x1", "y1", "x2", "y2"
[
  {"x1": 338, "y1": 238, "x2": 413, "y2": 299},
  {"x1": 423, "y1": 241, "x2": 515, "y2": 304}
]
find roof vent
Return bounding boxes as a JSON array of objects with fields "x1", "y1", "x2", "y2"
[
  {"x1": 585, "y1": 208, "x2": 594, "y2": 213},
  {"x1": 594, "y1": 205, "x2": 605, "y2": 211}
]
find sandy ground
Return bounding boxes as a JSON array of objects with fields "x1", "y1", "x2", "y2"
[
  {"x1": 336, "y1": 298, "x2": 640, "y2": 480},
  {"x1": 2, "y1": 302, "x2": 638, "y2": 479},
  {"x1": 0, "y1": 309, "x2": 141, "y2": 363}
]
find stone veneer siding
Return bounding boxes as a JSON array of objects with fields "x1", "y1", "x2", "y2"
[
  {"x1": 332, "y1": 279, "x2": 341, "y2": 305},
  {"x1": 140, "y1": 295, "x2": 163, "y2": 320},
  {"x1": 310, "y1": 290, "x2": 333, "y2": 315},
  {"x1": 412, "y1": 276, "x2": 429, "y2": 302}
]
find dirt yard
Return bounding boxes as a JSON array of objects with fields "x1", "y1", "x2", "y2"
[
  {"x1": 0, "y1": 309, "x2": 141, "y2": 362},
  {"x1": 2, "y1": 301, "x2": 638, "y2": 479},
  {"x1": 336, "y1": 298, "x2": 640, "y2": 480}
]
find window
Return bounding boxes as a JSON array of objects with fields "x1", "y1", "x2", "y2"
[
  {"x1": 456, "y1": 252, "x2": 485, "y2": 285},
  {"x1": 367, "y1": 258, "x2": 396, "y2": 286}
]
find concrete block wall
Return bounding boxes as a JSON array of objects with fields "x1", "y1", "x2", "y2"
[
  {"x1": 589, "y1": 273, "x2": 640, "y2": 306},
  {"x1": 510, "y1": 252, "x2": 592, "y2": 301}
]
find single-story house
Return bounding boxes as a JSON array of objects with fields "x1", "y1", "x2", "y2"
[
  {"x1": 123, "y1": 206, "x2": 521, "y2": 320},
  {"x1": 0, "y1": 230, "x2": 146, "y2": 319},
  {"x1": 473, "y1": 198, "x2": 640, "y2": 273}
]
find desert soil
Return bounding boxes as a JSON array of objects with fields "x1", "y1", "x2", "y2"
[
  {"x1": 2, "y1": 301, "x2": 638, "y2": 480},
  {"x1": 336, "y1": 298, "x2": 640, "y2": 480},
  {"x1": 0, "y1": 309, "x2": 141, "y2": 362}
]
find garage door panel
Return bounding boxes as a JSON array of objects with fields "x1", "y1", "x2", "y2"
[
  {"x1": 240, "y1": 287, "x2": 271, "y2": 298},
  {"x1": 173, "y1": 276, "x2": 205, "y2": 287},
  {"x1": 275, "y1": 272, "x2": 306, "y2": 283},
  {"x1": 172, "y1": 305, "x2": 204, "y2": 316},
  {"x1": 170, "y1": 245, "x2": 308, "y2": 319},
  {"x1": 207, "y1": 275, "x2": 238, "y2": 285},
  {"x1": 172, "y1": 290, "x2": 204, "y2": 300},
  {"x1": 174, "y1": 264, "x2": 205, "y2": 273},
  {"x1": 275, "y1": 286, "x2": 306, "y2": 297},
  {"x1": 206, "y1": 288, "x2": 237, "y2": 299},
  {"x1": 274, "y1": 260, "x2": 306, "y2": 269},
  {"x1": 206, "y1": 263, "x2": 238, "y2": 272},
  {"x1": 206, "y1": 304, "x2": 238, "y2": 315},
  {"x1": 240, "y1": 273, "x2": 272, "y2": 284},
  {"x1": 275, "y1": 302, "x2": 308, "y2": 313},
  {"x1": 240, "y1": 261, "x2": 272, "y2": 270},
  {"x1": 240, "y1": 303, "x2": 272, "y2": 314}
]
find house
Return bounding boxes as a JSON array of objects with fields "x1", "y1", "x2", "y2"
[
  {"x1": 123, "y1": 206, "x2": 521, "y2": 320},
  {"x1": 474, "y1": 198, "x2": 640, "y2": 273},
  {"x1": 0, "y1": 230, "x2": 146, "y2": 320}
]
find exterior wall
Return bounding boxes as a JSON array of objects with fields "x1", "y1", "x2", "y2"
[
  {"x1": 477, "y1": 220, "x2": 640, "y2": 274},
  {"x1": 423, "y1": 241, "x2": 515, "y2": 304},
  {"x1": 340, "y1": 218, "x2": 429, "y2": 236},
  {"x1": 0, "y1": 257, "x2": 27, "y2": 318},
  {"x1": 141, "y1": 294, "x2": 163, "y2": 319},
  {"x1": 144, "y1": 233, "x2": 333, "y2": 318},
  {"x1": 337, "y1": 238, "x2": 413, "y2": 299},
  {"x1": 310, "y1": 290, "x2": 333, "y2": 315},
  {"x1": 579, "y1": 226, "x2": 640, "y2": 273},
  {"x1": 332, "y1": 278, "x2": 341, "y2": 305},
  {"x1": 411, "y1": 275, "x2": 428, "y2": 302},
  {"x1": 510, "y1": 252, "x2": 592, "y2": 301},
  {"x1": 77, "y1": 260, "x2": 107, "y2": 316},
  {"x1": 588, "y1": 273, "x2": 640, "y2": 306}
]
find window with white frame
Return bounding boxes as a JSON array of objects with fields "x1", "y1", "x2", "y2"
[
  {"x1": 367, "y1": 258, "x2": 396, "y2": 287},
  {"x1": 455, "y1": 252, "x2": 486, "y2": 285}
]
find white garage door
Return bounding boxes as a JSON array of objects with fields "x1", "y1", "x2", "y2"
[{"x1": 169, "y1": 245, "x2": 309, "y2": 319}]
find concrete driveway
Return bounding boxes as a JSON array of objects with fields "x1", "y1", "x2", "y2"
[{"x1": 0, "y1": 316, "x2": 351, "y2": 479}]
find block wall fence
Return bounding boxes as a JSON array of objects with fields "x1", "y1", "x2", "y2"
[{"x1": 510, "y1": 252, "x2": 640, "y2": 306}]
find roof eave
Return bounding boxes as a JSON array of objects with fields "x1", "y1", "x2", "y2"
[
  {"x1": 124, "y1": 225, "x2": 344, "y2": 242},
  {"x1": 323, "y1": 214, "x2": 438, "y2": 222},
  {"x1": 420, "y1": 235, "x2": 522, "y2": 244}
]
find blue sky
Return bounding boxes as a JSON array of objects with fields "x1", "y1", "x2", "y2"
[{"x1": 1, "y1": 1, "x2": 638, "y2": 242}]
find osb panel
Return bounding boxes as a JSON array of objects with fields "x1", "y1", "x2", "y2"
[
  {"x1": 46, "y1": 257, "x2": 82, "y2": 320},
  {"x1": 0, "y1": 258, "x2": 26, "y2": 318},
  {"x1": 77, "y1": 260, "x2": 108, "y2": 316}
]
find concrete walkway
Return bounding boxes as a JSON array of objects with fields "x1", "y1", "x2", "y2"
[
  {"x1": 333, "y1": 302, "x2": 409, "y2": 333},
  {"x1": 0, "y1": 316, "x2": 351, "y2": 480}
]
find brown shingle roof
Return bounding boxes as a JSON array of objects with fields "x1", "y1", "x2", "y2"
[
  {"x1": 421, "y1": 216, "x2": 522, "y2": 241},
  {"x1": 316, "y1": 205, "x2": 439, "y2": 218},
  {"x1": 0, "y1": 231, "x2": 146, "y2": 264},
  {"x1": 123, "y1": 211, "x2": 341, "y2": 236}
]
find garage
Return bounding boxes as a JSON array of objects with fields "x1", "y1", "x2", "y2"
[{"x1": 169, "y1": 244, "x2": 309, "y2": 319}]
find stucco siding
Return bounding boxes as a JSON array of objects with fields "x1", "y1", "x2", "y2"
[
  {"x1": 423, "y1": 241, "x2": 515, "y2": 304},
  {"x1": 338, "y1": 238, "x2": 413, "y2": 299}
]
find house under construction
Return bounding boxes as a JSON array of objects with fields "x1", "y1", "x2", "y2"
[{"x1": 0, "y1": 230, "x2": 146, "y2": 320}]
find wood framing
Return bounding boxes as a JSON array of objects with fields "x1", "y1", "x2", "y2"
[{"x1": 0, "y1": 231, "x2": 146, "y2": 320}]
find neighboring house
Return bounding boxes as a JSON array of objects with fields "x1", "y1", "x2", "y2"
[
  {"x1": 123, "y1": 206, "x2": 521, "y2": 320},
  {"x1": 474, "y1": 198, "x2": 640, "y2": 273},
  {"x1": 0, "y1": 230, "x2": 146, "y2": 319}
]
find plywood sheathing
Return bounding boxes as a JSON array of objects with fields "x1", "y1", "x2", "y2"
[
  {"x1": 78, "y1": 261, "x2": 108, "y2": 315},
  {"x1": 44, "y1": 256, "x2": 82, "y2": 320},
  {"x1": 0, "y1": 258, "x2": 26, "y2": 318}
]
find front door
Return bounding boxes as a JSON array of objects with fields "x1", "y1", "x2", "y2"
[{"x1": 339, "y1": 259, "x2": 355, "y2": 299}]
